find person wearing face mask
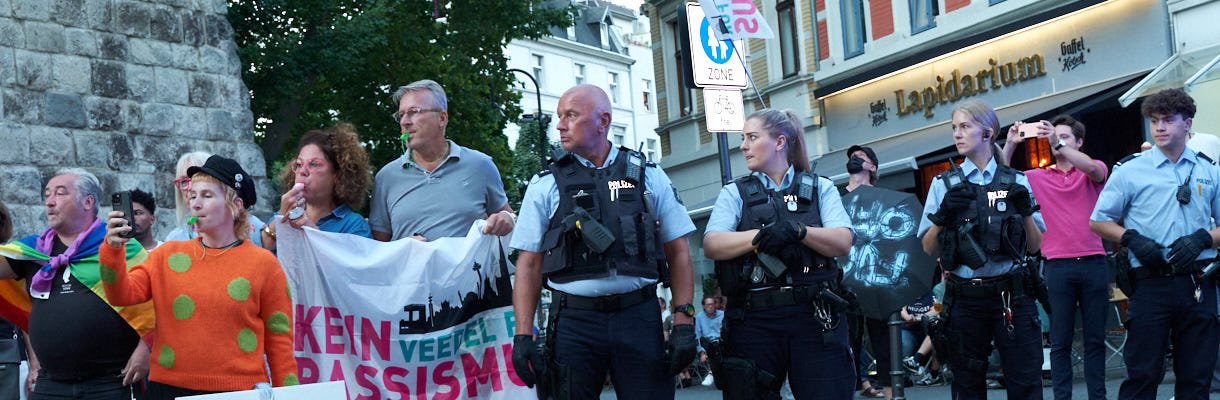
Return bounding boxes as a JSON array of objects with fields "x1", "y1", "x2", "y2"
[
  {"x1": 702, "y1": 108, "x2": 855, "y2": 399},
  {"x1": 1090, "y1": 88, "x2": 1220, "y2": 400},
  {"x1": 918, "y1": 100, "x2": 1046, "y2": 400}
]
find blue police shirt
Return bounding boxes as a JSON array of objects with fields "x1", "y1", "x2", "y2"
[
  {"x1": 316, "y1": 203, "x2": 372, "y2": 238},
  {"x1": 917, "y1": 158, "x2": 1046, "y2": 278},
  {"x1": 694, "y1": 309, "x2": 724, "y2": 353},
  {"x1": 705, "y1": 166, "x2": 852, "y2": 234},
  {"x1": 1091, "y1": 147, "x2": 1220, "y2": 268},
  {"x1": 510, "y1": 145, "x2": 697, "y2": 297}
]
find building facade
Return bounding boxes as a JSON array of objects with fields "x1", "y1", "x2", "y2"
[
  {"x1": 504, "y1": 0, "x2": 662, "y2": 163},
  {"x1": 648, "y1": 0, "x2": 1183, "y2": 299}
]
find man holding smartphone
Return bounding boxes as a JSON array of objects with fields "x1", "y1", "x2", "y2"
[{"x1": 1001, "y1": 115, "x2": 1109, "y2": 400}]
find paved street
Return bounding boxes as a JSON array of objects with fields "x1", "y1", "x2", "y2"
[{"x1": 601, "y1": 371, "x2": 1192, "y2": 399}]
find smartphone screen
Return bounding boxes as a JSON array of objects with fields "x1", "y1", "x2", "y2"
[{"x1": 112, "y1": 191, "x2": 136, "y2": 239}]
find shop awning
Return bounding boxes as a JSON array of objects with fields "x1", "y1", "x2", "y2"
[
  {"x1": 1119, "y1": 43, "x2": 1220, "y2": 107},
  {"x1": 813, "y1": 71, "x2": 1148, "y2": 178}
]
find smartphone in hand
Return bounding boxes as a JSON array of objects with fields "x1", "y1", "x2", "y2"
[
  {"x1": 111, "y1": 191, "x2": 136, "y2": 239},
  {"x1": 1018, "y1": 123, "x2": 1041, "y2": 139}
]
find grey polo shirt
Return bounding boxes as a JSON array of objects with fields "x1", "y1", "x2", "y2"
[{"x1": 370, "y1": 140, "x2": 509, "y2": 240}]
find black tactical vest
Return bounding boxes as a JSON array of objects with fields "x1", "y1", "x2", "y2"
[
  {"x1": 938, "y1": 165, "x2": 1028, "y2": 262},
  {"x1": 715, "y1": 172, "x2": 836, "y2": 296},
  {"x1": 539, "y1": 148, "x2": 667, "y2": 283}
]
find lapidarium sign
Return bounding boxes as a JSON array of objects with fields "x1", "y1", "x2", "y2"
[{"x1": 893, "y1": 55, "x2": 1047, "y2": 119}]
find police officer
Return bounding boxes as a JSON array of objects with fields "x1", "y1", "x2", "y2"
[
  {"x1": 703, "y1": 109, "x2": 855, "y2": 399},
  {"x1": 918, "y1": 100, "x2": 1046, "y2": 400},
  {"x1": 1090, "y1": 88, "x2": 1220, "y2": 400},
  {"x1": 510, "y1": 85, "x2": 698, "y2": 399}
]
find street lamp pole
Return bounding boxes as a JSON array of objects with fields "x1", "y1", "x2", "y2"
[{"x1": 508, "y1": 68, "x2": 549, "y2": 165}]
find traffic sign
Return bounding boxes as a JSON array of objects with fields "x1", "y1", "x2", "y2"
[
  {"x1": 686, "y1": 3, "x2": 747, "y2": 89},
  {"x1": 703, "y1": 88, "x2": 744, "y2": 132}
]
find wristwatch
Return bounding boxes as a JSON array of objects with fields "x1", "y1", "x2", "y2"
[
  {"x1": 1054, "y1": 139, "x2": 1066, "y2": 151},
  {"x1": 673, "y1": 304, "x2": 696, "y2": 317}
]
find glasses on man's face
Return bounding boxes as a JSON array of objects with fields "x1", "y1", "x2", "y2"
[
  {"x1": 291, "y1": 158, "x2": 331, "y2": 173},
  {"x1": 392, "y1": 107, "x2": 442, "y2": 123},
  {"x1": 173, "y1": 178, "x2": 191, "y2": 191}
]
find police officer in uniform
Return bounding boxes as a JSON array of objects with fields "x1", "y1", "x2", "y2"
[
  {"x1": 918, "y1": 100, "x2": 1046, "y2": 400},
  {"x1": 510, "y1": 85, "x2": 698, "y2": 399},
  {"x1": 703, "y1": 109, "x2": 855, "y2": 399},
  {"x1": 1090, "y1": 88, "x2": 1220, "y2": 400}
]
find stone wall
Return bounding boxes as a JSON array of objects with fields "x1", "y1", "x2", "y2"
[{"x1": 0, "y1": 0, "x2": 270, "y2": 240}]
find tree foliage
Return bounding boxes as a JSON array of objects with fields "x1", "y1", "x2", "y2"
[
  {"x1": 228, "y1": 0, "x2": 573, "y2": 183},
  {"x1": 506, "y1": 116, "x2": 556, "y2": 211}
]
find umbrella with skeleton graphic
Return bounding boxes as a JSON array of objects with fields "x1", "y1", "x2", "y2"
[{"x1": 836, "y1": 185, "x2": 937, "y2": 320}]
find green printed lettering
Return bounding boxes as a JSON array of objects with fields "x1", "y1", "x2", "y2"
[
  {"x1": 466, "y1": 322, "x2": 481, "y2": 348},
  {"x1": 398, "y1": 340, "x2": 418, "y2": 363},
  {"x1": 504, "y1": 311, "x2": 516, "y2": 337},
  {"x1": 420, "y1": 338, "x2": 436, "y2": 362},
  {"x1": 437, "y1": 334, "x2": 452, "y2": 359},
  {"x1": 479, "y1": 317, "x2": 497, "y2": 343}
]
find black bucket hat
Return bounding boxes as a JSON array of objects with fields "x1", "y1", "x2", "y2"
[{"x1": 186, "y1": 155, "x2": 257, "y2": 209}]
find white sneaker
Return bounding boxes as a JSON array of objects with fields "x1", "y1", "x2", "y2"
[{"x1": 702, "y1": 374, "x2": 715, "y2": 386}]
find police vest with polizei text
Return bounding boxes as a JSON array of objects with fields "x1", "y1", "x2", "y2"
[
  {"x1": 938, "y1": 165, "x2": 1028, "y2": 261},
  {"x1": 539, "y1": 148, "x2": 667, "y2": 284},
  {"x1": 717, "y1": 172, "x2": 837, "y2": 295}
]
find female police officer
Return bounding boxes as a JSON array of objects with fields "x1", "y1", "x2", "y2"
[
  {"x1": 917, "y1": 100, "x2": 1045, "y2": 399},
  {"x1": 703, "y1": 109, "x2": 854, "y2": 399}
]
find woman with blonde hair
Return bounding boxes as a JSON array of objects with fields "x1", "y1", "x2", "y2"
[
  {"x1": 101, "y1": 155, "x2": 296, "y2": 399},
  {"x1": 261, "y1": 123, "x2": 372, "y2": 250},
  {"x1": 164, "y1": 152, "x2": 266, "y2": 246},
  {"x1": 702, "y1": 108, "x2": 856, "y2": 398}
]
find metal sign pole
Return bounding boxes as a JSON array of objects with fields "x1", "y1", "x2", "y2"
[{"x1": 716, "y1": 131, "x2": 732, "y2": 186}]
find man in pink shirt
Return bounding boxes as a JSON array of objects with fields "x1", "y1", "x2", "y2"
[{"x1": 1002, "y1": 114, "x2": 1108, "y2": 400}]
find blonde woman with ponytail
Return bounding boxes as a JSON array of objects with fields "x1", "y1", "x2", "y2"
[{"x1": 702, "y1": 108, "x2": 855, "y2": 398}]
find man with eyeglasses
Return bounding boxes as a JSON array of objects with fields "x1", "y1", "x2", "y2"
[
  {"x1": 1090, "y1": 88, "x2": 1220, "y2": 400},
  {"x1": 370, "y1": 79, "x2": 515, "y2": 242}
]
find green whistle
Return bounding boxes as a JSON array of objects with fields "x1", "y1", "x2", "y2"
[{"x1": 187, "y1": 216, "x2": 198, "y2": 225}]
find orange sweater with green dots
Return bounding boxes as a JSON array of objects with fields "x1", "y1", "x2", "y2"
[{"x1": 100, "y1": 238, "x2": 298, "y2": 391}]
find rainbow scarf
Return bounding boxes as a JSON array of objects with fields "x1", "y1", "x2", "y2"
[{"x1": 0, "y1": 228, "x2": 155, "y2": 335}]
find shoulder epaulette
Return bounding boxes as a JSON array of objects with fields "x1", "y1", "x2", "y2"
[
  {"x1": 1114, "y1": 153, "x2": 1141, "y2": 168},
  {"x1": 1198, "y1": 152, "x2": 1215, "y2": 165}
]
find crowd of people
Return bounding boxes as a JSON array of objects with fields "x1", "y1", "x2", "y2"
[{"x1": 0, "y1": 77, "x2": 1216, "y2": 400}]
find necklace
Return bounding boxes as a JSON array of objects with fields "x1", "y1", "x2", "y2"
[
  {"x1": 413, "y1": 142, "x2": 450, "y2": 165},
  {"x1": 193, "y1": 238, "x2": 242, "y2": 259}
]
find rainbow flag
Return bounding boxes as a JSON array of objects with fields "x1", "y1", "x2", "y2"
[{"x1": 0, "y1": 230, "x2": 154, "y2": 335}]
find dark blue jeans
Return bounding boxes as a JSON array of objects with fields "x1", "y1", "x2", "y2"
[
  {"x1": 29, "y1": 374, "x2": 130, "y2": 400},
  {"x1": 1045, "y1": 255, "x2": 1110, "y2": 400},
  {"x1": 728, "y1": 304, "x2": 855, "y2": 399},
  {"x1": 948, "y1": 293, "x2": 1043, "y2": 400},
  {"x1": 1119, "y1": 275, "x2": 1219, "y2": 400},
  {"x1": 553, "y1": 296, "x2": 671, "y2": 399}
]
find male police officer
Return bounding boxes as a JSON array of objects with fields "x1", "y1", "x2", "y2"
[
  {"x1": 919, "y1": 100, "x2": 1045, "y2": 400},
  {"x1": 510, "y1": 85, "x2": 697, "y2": 399},
  {"x1": 1090, "y1": 88, "x2": 1220, "y2": 400}
]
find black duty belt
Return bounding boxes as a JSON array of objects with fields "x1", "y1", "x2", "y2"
[
  {"x1": 736, "y1": 284, "x2": 827, "y2": 311},
  {"x1": 1132, "y1": 259, "x2": 1216, "y2": 281},
  {"x1": 947, "y1": 274, "x2": 1018, "y2": 298},
  {"x1": 553, "y1": 284, "x2": 656, "y2": 313}
]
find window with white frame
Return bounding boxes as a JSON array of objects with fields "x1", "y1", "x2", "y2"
[
  {"x1": 910, "y1": 0, "x2": 939, "y2": 34},
  {"x1": 601, "y1": 22, "x2": 611, "y2": 49},
  {"x1": 841, "y1": 0, "x2": 866, "y2": 58},
  {"x1": 609, "y1": 72, "x2": 620, "y2": 104},
  {"x1": 642, "y1": 79, "x2": 653, "y2": 112},
  {"x1": 646, "y1": 138, "x2": 658, "y2": 161},
  {"x1": 669, "y1": 20, "x2": 693, "y2": 116},
  {"x1": 567, "y1": 25, "x2": 576, "y2": 39},
  {"x1": 574, "y1": 63, "x2": 586, "y2": 85},
  {"x1": 532, "y1": 54, "x2": 545, "y2": 90},
  {"x1": 612, "y1": 126, "x2": 626, "y2": 146}
]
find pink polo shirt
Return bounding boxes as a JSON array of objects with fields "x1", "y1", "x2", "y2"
[{"x1": 1024, "y1": 160, "x2": 1108, "y2": 259}]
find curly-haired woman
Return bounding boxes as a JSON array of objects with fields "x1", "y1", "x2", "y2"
[{"x1": 261, "y1": 124, "x2": 373, "y2": 250}]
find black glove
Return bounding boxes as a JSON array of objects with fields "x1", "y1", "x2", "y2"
[
  {"x1": 928, "y1": 186, "x2": 974, "y2": 226},
  {"x1": 512, "y1": 334, "x2": 545, "y2": 388},
  {"x1": 846, "y1": 156, "x2": 866, "y2": 174},
  {"x1": 667, "y1": 324, "x2": 697, "y2": 375},
  {"x1": 1167, "y1": 229, "x2": 1213, "y2": 271},
  {"x1": 1008, "y1": 185, "x2": 1037, "y2": 217},
  {"x1": 1121, "y1": 230, "x2": 1167, "y2": 270},
  {"x1": 751, "y1": 220, "x2": 807, "y2": 256}
]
